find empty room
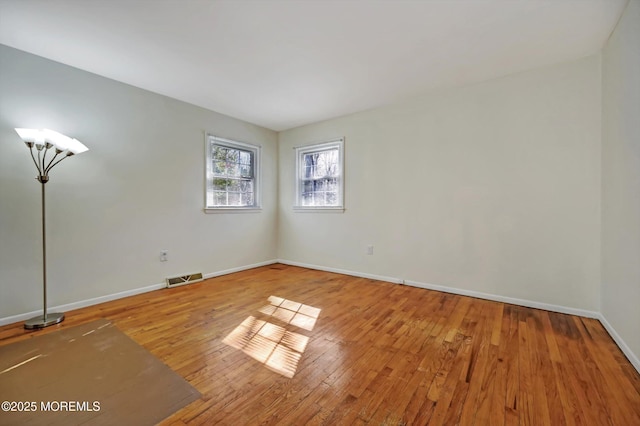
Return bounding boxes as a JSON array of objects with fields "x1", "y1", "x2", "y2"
[{"x1": 0, "y1": 0, "x2": 639, "y2": 425}]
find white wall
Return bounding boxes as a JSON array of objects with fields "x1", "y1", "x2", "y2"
[
  {"x1": 278, "y1": 55, "x2": 602, "y2": 312},
  {"x1": 0, "y1": 45, "x2": 278, "y2": 319},
  {"x1": 602, "y1": 0, "x2": 640, "y2": 367}
]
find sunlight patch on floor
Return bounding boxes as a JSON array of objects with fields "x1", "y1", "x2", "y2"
[
  {"x1": 223, "y1": 296, "x2": 321, "y2": 378},
  {"x1": 259, "y1": 295, "x2": 321, "y2": 332}
]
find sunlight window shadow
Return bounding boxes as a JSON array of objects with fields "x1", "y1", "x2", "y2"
[{"x1": 222, "y1": 296, "x2": 321, "y2": 378}]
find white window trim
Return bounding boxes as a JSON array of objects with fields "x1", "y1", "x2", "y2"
[
  {"x1": 205, "y1": 134, "x2": 262, "y2": 213},
  {"x1": 294, "y1": 138, "x2": 345, "y2": 212}
]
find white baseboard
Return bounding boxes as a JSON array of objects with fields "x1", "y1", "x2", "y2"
[
  {"x1": 278, "y1": 258, "x2": 598, "y2": 318},
  {"x1": 203, "y1": 259, "x2": 278, "y2": 279},
  {"x1": 402, "y1": 279, "x2": 600, "y2": 319},
  {"x1": 0, "y1": 282, "x2": 166, "y2": 327},
  {"x1": 0, "y1": 259, "x2": 278, "y2": 327},
  {"x1": 597, "y1": 313, "x2": 640, "y2": 373},
  {"x1": 277, "y1": 259, "x2": 403, "y2": 285}
]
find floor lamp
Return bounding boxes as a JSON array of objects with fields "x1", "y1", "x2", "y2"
[{"x1": 15, "y1": 128, "x2": 89, "y2": 330}]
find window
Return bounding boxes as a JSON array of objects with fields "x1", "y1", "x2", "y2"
[
  {"x1": 294, "y1": 138, "x2": 344, "y2": 211},
  {"x1": 206, "y1": 135, "x2": 260, "y2": 212}
]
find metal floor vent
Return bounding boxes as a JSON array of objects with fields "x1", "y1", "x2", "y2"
[{"x1": 166, "y1": 272, "x2": 204, "y2": 288}]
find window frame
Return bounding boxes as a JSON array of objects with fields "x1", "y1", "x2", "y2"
[
  {"x1": 294, "y1": 138, "x2": 345, "y2": 212},
  {"x1": 205, "y1": 134, "x2": 261, "y2": 213}
]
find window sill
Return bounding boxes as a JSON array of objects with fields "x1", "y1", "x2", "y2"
[
  {"x1": 205, "y1": 207, "x2": 262, "y2": 214},
  {"x1": 293, "y1": 206, "x2": 345, "y2": 213}
]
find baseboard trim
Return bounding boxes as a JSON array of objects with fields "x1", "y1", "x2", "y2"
[
  {"x1": 402, "y1": 279, "x2": 600, "y2": 319},
  {"x1": 0, "y1": 282, "x2": 165, "y2": 327},
  {"x1": 278, "y1": 258, "x2": 599, "y2": 318},
  {"x1": 0, "y1": 259, "x2": 278, "y2": 327},
  {"x1": 203, "y1": 259, "x2": 278, "y2": 280},
  {"x1": 277, "y1": 259, "x2": 403, "y2": 285},
  {"x1": 597, "y1": 313, "x2": 640, "y2": 373}
]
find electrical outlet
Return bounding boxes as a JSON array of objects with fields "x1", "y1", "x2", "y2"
[
  {"x1": 366, "y1": 245, "x2": 374, "y2": 255},
  {"x1": 160, "y1": 250, "x2": 168, "y2": 262}
]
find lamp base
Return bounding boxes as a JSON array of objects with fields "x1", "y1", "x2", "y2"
[{"x1": 24, "y1": 313, "x2": 65, "y2": 330}]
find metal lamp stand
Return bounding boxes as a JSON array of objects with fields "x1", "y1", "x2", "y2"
[{"x1": 24, "y1": 174, "x2": 65, "y2": 329}]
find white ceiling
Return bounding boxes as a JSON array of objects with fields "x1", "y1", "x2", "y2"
[{"x1": 0, "y1": 0, "x2": 628, "y2": 131}]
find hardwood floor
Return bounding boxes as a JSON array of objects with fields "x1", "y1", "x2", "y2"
[{"x1": 1, "y1": 264, "x2": 639, "y2": 425}]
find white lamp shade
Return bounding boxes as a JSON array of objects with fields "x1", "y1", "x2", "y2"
[
  {"x1": 15, "y1": 128, "x2": 88, "y2": 154},
  {"x1": 67, "y1": 138, "x2": 89, "y2": 154},
  {"x1": 15, "y1": 128, "x2": 41, "y2": 144},
  {"x1": 42, "y1": 129, "x2": 71, "y2": 151}
]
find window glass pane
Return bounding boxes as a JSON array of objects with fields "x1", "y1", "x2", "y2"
[
  {"x1": 240, "y1": 164, "x2": 252, "y2": 178},
  {"x1": 213, "y1": 178, "x2": 228, "y2": 190},
  {"x1": 316, "y1": 156, "x2": 328, "y2": 177},
  {"x1": 240, "y1": 151, "x2": 251, "y2": 165},
  {"x1": 302, "y1": 180, "x2": 314, "y2": 193},
  {"x1": 303, "y1": 165, "x2": 313, "y2": 179},
  {"x1": 296, "y1": 140, "x2": 342, "y2": 209},
  {"x1": 213, "y1": 146, "x2": 227, "y2": 161},
  {"x1": 207, "y1": 138, "x2": 259, "y2": 208},
  {"x1": 326, "y1": 192, "x2": 337, "y2": 205},
  {"x1": 213, "y1": 160, "x2": 226, "y2": 175},
  {"x1": 227, "y1": 192, "x2": 240, "y2": 205},
  {"x1": 330, "y1": 178, "x2": 339, "y2": 191},
  {"x1": 302, "y1": 193, "x2": 313, "y2": 206},
  {"x1": 304, "y1": 155, "x2": 314, "y2": 177},
  {"x1": 225, "y1": 162, "x2": 239, "y2": 177},
  {"x1": 302, "y1": 149, "x2": 339, "y2": 179},
  {"x1": 241, "y1": 192, "x2": 254, "y2": 205},
  {"x1": 226, "y1": 149, "x2": 239, "y2": 163},
  {"x1": 214, "y1": 191, "x2": 227, "y2": 205}
]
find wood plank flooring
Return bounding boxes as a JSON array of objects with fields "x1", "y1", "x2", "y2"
[{"x1": 1, "y1": 264, "x2": 639, "y2": 425}]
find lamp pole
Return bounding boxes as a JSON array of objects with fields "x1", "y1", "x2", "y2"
[
  {"x1": 40, "y1": 175, "x2": 48, "y2": 323},
  {"x1": 23, "y1": 162, "x2": 64, "y2": 329}
]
